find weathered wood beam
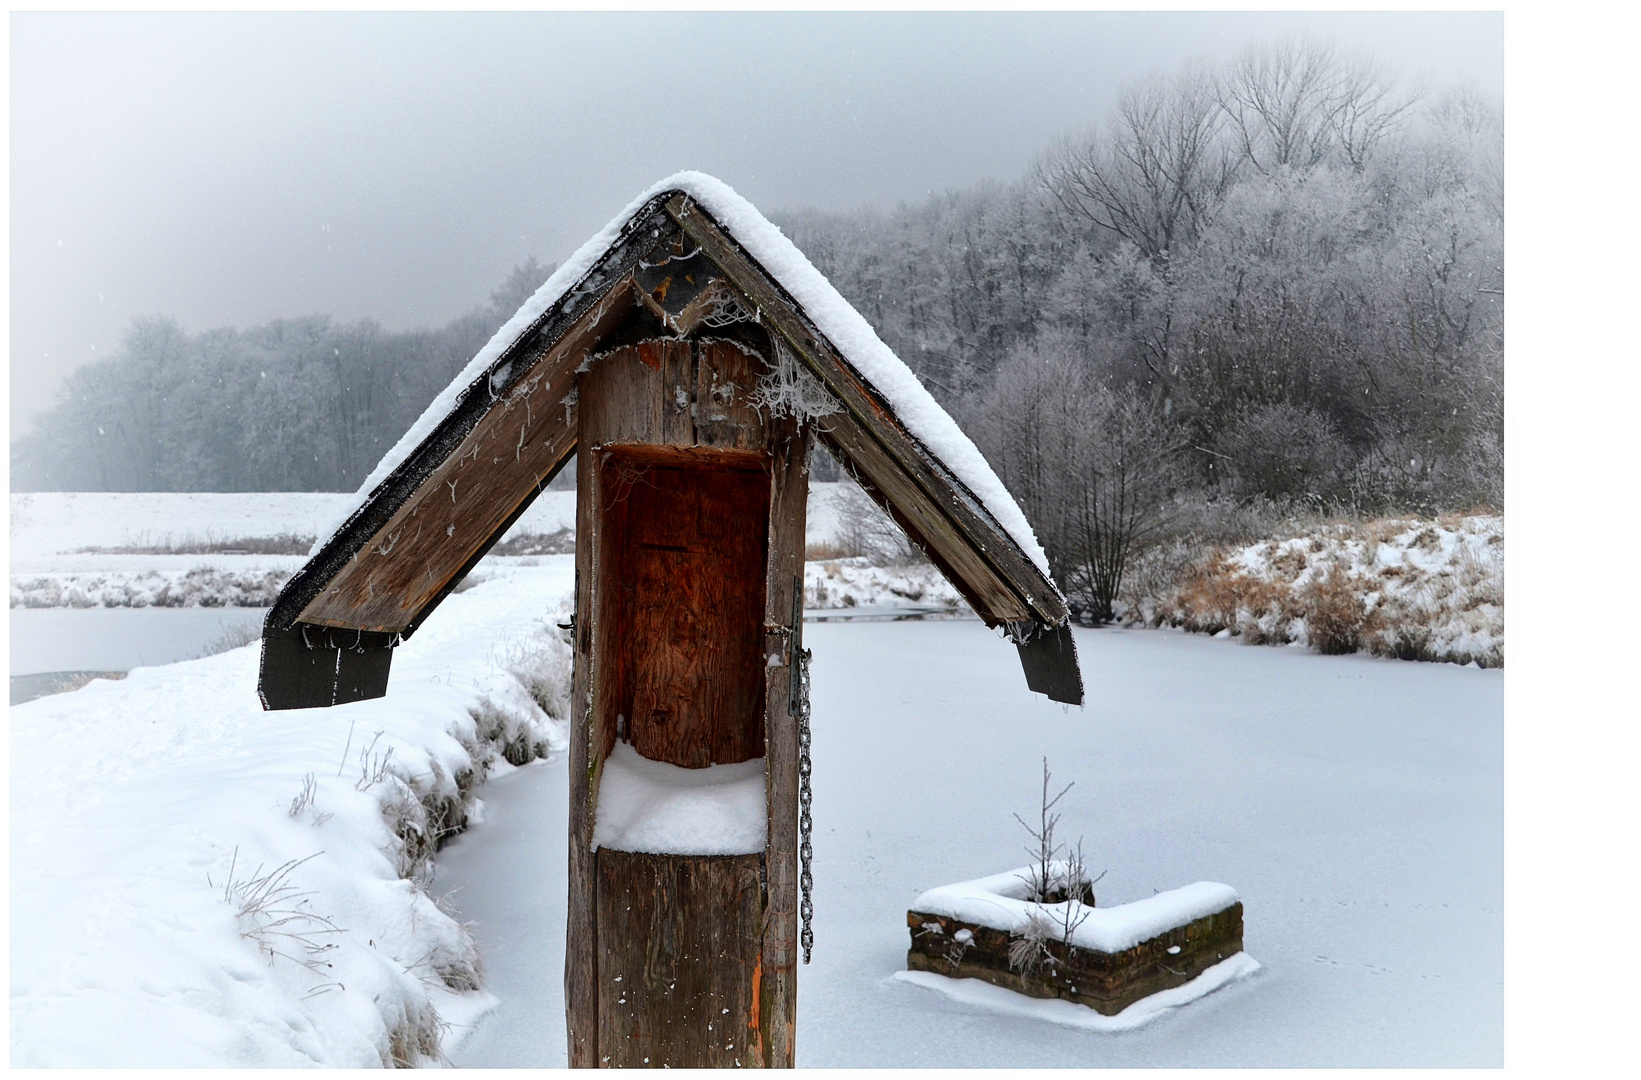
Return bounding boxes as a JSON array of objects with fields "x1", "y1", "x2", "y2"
[
  {"x1": 295, "y1": 277, "x2": 636, "y2": 633},
  {"x1": 265, "y1": 199, "x2": 679, "y2": 640},
  {"x1": 663, "y1": 194, "x2": 1067, "y2": 629},
  {"x1": 759, "y1": 422, "x2": 809, "y2": 1068},
  {"x1": 566, "y1": 434, "x2": 602, "y2": 1069}
]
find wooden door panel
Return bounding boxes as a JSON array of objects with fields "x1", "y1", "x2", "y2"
[{"x1": 623, "y1": 463, "x2": 769, "y2": 768}]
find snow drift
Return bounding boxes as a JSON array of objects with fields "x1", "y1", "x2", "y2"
[{"x1": 9, "y1": 561, "x2": 575, "y2": 1067}]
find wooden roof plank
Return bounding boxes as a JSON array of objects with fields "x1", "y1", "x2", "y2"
[
  {"x1": 295, "y1": 277, "x2": 637, "y2": 632},
  {"x1": 663, "y1": 194, "x2": 1067, "y2": 629},
  {"x1": 264, "y1": 201, "x2": 678, "y2": 639}
]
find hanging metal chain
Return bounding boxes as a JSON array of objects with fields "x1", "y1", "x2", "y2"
[{"x1": 791, "y1": 579, "x2": 815, "y2": 964}]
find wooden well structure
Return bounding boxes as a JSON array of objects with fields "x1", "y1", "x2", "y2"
[{"x1": 258, "y1": 178, "x2": 1083, "y2": 1068}]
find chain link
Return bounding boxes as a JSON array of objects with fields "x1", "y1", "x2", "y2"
[{"x1": 795, "y1": 635, "x2": 815, "y2": 964}]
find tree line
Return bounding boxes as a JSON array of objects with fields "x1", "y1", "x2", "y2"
[
  {"x1": 779, "y1": 39, "x2": 1502, "y2": 619},
  {"x1": 12, "y1": 261, "x2": 555, "y2": 491},
  {"x1": 13, "y1": 38, "x2": 1501, "y2": 620}
]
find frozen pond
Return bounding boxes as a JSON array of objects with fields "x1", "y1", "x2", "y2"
[
  {"x1": 9, "y1": 607, "x2": 267, "y2": 676},
  {"x1": 435, "y1": 621, "x2": 1503, "y2": 1068}
]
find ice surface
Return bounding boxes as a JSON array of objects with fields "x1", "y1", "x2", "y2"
[
  {"x1": 312, "y1": 173, "x2": 1049, "y2": 577},
  {"x1": 911, "y1": 869, "x2": 1239, "y2": 955},
  {"x1": 436, "y1": 619, "x2": 1502, "y2": 1067},
  {"x1": 591, "y1": 742, "x2": 766, "y2": 856}
]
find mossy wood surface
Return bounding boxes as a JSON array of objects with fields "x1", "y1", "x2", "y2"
[{"x1": 905, "y1": 902, "x2": 1244, "y2": 1016}]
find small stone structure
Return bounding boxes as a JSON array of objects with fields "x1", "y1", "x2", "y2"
[{"x1": 906, "y1": 872, "x2": 1244, "y2": 1016}]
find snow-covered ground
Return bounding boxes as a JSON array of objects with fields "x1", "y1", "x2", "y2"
[
  {"x1": 9, "y1": 561, "x2": 575, "y2": 1067},
  {"x1": 10, "y1": 567, "x2": 1500, "y2": 1065},
  {"x1": 432, "y1": 621, "x2": 1501, "y2": 1068}
]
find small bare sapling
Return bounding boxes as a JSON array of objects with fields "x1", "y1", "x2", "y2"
[{"x1": 1007, "y1": 759, "x2": 1106, "y2": 982}]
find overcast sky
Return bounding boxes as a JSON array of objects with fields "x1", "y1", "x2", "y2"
[{"x1": 9, "y1": 10, "x2": 1503, "y2": 429}]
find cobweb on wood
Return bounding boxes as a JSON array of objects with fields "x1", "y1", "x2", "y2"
[
  {"x1": 751, "y1": 336, "x2": 840, "y2": 422},
  {"x1": 696, "y1": 281, "x2": 759, "y2": 329}
]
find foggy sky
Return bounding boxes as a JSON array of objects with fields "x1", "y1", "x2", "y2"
[{"x1": 10, "y1": 11, "x2": 1503, "y2": 430}]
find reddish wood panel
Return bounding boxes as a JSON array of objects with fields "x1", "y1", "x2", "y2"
[
  {"x1": 568, "y1": 331, "x2": 799, "y2": 1068},
  {"x1": 595, "y1": 849, "x2": 765, "y2": 1068},
  {"x1": 604, "y1": 455, "x2": 770, "y2": 769}
]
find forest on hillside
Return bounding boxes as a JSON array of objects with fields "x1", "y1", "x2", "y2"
[{"x1": 13, "y1": 39, "x2": 1501, "y2": 618}]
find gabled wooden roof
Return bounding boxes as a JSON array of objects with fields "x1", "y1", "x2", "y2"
[{"x1": 259, "y1": 175, "x2": 1082, "y2": 709}]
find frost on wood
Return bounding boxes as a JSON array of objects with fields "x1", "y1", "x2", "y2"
[
  {"x1": 695, "y1": 279, "x2": 760, "y2": 329},
  {"x1": 749, "y1": 334, "x2": 841, "y2": 423}
]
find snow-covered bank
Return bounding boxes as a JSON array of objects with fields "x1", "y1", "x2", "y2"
[
  {"x1": 804, "y1": 557, "x2": 965, "y2": 613},
  {"x1": 9, "y1": 560, "x2": 576, "y2": 1067},
  {"x1": 11, "y1": 487, "x2": 896, "y2": 611},
  {"x1": 1132, "y1": 513, "x2": 1503, "y2": 666},
  {"x1": 11, "y1": 560, "x2": 300, "y2": 609}
]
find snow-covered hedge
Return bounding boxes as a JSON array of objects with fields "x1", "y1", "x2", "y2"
[
  {"x1": 11, "y1": 566, "x2": 295, "y2": 609},
  {"x1": 9, "y1": 562, "x2": 574, "y2": 1067},
  {"x1": 804, "y1": 557, "x2": 964, "y2": 613},
  {"x1": 1132, "y1": 514, "x2": 1503, "y2": 667}
]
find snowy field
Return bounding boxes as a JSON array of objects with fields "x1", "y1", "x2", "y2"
[
  {"x1": 10, "y1": 494, "x2": 1501, "y2": 1067},
  {"x1": 434, "y1": 621, "x2": 1501, "y2": 1068}
]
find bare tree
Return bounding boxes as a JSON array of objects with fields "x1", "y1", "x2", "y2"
[
  {"x1": 1220, "y1": 36, "x2": 1421, "y2": 176},
  {"x1": 974, "y1": 339, "x2": 1186, "y2": 623},
  {"x1": 1040, "y1": 60, "x2": 1234, "y2": 262}
]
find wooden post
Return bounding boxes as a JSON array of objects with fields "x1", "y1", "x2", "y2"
[
  {"x1": 759, "y1": 422, "x2": 811, "y2": 1067},
  {"x1": 567, "y1": 320, "x2": 808, "y2": 1067},
  {"x1": 566, "y1": 423, "x2": 602, "y2": 1068}
]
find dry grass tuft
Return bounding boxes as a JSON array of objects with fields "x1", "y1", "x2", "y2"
[
  {"x1": 1138, "y1": 512, "x2": 1502, "y2": 666},
  {"x1": 74, "y1": 531, "x2": 315, "y2": 556},
  {"x1": 1293, "y1": 562, "x2": 1376, "y2": 654}
]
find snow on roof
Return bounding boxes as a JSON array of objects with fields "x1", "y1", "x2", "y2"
[{"x1": 312, "y1": 171, "x2": 1049, "y2": 575}]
